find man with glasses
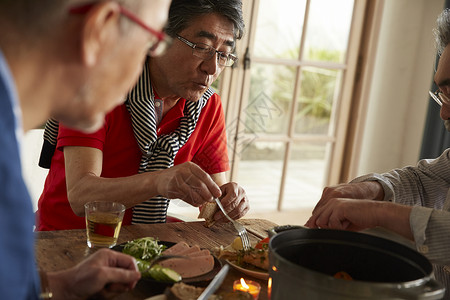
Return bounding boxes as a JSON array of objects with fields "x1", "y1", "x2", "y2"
[
  {"x1": 306, "y1": 9, "x2": 450, "y2": 296},
  {"x1": 36, "y1": 0, "x2": 250, "y2": 231},
  {"x1": 0, "y1": 0, "x2": 172, "y2": 299}
]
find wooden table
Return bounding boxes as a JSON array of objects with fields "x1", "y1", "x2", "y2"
[{"x1": 35, "y1": 218, "x2": 277, "y2": 299}]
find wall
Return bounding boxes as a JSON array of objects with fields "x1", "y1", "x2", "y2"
[
  {"x1": 357, "y1": 0, "x2": 445, "y2": 175},
  {"x1": 21, "y1": 129, "x2": 48, "y2": 212}
]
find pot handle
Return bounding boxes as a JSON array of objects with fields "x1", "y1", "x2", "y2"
[
  {"x1": 268, "y1": 225, "x2": 309, "y2": 238},
  {"x1": 390, "y1": 278, "x2": 445, "y2": 299}
]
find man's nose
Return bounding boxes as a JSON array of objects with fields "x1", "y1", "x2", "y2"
[{"x1": 200, "y1": 53, "x2": 220, "y2": 75}]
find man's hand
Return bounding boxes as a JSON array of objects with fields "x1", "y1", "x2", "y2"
[
  {"x1": 213, "y1": 182, "x2": 249, "y2": 222},
  {"x1": 306, "y1": 198, "x2": 383, "y2": 231},
  {"x1": 47, "y1": 248, "x2": 141, "y2": 300},
  {"x1": 313, "y1": 181, "x2": 384, "y2": 214},
  {"x1": 306, "y1": 198, "x2": 414, "y2": 241},
  {"x1": 154, "y1": 162, "x2": 222, "y2": 207}
]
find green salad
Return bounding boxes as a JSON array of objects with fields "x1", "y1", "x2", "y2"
[
  {"x1": 122, "y1": 237, "x2": 181, "y2": 283},
  {"x1": 122, "y1": 237, "x2": 166, "y2": 261}
]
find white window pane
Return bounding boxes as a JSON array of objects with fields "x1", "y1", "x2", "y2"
[
  {"x1": 303, "y1": 0, "x2": 355, "y2": 63},
  {"x1": 253, "y1": 0, "x2": 307, "y2": 59},
  {"x1": 246, "y1": 63, "x2": 295, "y2": 134},
  {"x1": 295, "y1": 67, "x2": 342, "y2": 134}
]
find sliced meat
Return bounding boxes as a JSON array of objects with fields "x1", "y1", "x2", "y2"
[
  {"x1": 187, "y1": 249, "x2": 210, "y2": 257},
  {"x1": 178, "y1": 245, "x2": 201, "y2": 256},
  {"x1": 163, "y1": 242, "x2": 190, "y2": 255},
  {"x1": 159, "y1": 255, "x2": 215, "y2": 278}
]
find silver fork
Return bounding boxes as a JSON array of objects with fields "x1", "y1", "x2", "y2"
[{"x1": 214, "y1": 198, "x2": 251, "y2": 251}]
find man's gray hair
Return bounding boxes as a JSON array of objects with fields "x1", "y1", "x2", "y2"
[
  {"x1": 435, "y1": 9, "x2": 450, "y2": 55},
  {"x1": 165, "y1": 0, "x2": 245, "y2": 42}
]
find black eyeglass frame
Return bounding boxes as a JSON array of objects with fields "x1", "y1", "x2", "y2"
[{"x1": 176, "y1": 35, "x2": 238, "y2": 67}]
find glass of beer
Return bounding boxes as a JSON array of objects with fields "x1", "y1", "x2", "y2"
[{"x1": 84, "y1": 201, "x2": 126, "y2": 248}]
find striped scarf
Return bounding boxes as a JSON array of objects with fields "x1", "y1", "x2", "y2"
[
  {"x1": 39, "y1": 62, "x2": 211, "y2": 224},
  {"x1": 128, "y1": 62, "x2": 211, "y2": 223}
]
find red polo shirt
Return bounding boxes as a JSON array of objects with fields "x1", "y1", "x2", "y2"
[{"x1": 36, "y1": 94, "x2": 229, "y2": 231}]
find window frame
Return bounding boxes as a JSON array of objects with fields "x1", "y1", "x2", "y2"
[{"x1": 215, "y1": 0, "x2": 383, "y2": 210}]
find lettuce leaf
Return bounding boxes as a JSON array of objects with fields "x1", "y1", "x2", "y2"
[{"x1": 122, "y1": 237, "x2": 166, "y2": 261}]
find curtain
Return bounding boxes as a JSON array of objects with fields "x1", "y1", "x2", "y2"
[{"x1": 420, "y1": 0, "x2": 450, "y2": 159}]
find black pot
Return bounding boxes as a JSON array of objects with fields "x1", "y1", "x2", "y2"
[{"x1": 268, "y1": 227, "x2": 445, "y2": 299}]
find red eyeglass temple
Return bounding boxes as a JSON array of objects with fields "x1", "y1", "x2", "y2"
[{"x1": 69, "y1": 3, "x2": 166, "y2": 42}]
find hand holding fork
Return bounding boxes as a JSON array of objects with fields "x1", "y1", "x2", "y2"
[{"x1": 214, "y1": 198, "x2": 251, "y2": 251}]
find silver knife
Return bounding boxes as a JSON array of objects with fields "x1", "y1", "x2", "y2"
[{"x1": 197, "y1": 264, "x2": 230, "y2": 300}]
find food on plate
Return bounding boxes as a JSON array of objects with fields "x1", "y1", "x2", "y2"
[
  {"x1": 163, "y1": 241, "x2": 190, "y2": 255},
  {"x1": 165, "y1": 282, "x2": 219, "y2": 300},
  {"x1": 136, "y1": 259, "x2": 181, "y2": 282},
  {"x1": 178, "y1": 245, "x2": 201, "y2": 255},
  {"x1": 215, "y1": 237, "x2": 269, "y2": 271},
  {"x1": 254, "y1": 237, "x2": 269, "y2": 250},
  {"x1": 165, "y1": 282, "x2": 252, "y2": 300},
  {"x1": 160, "y1": 241, "x2": 215, "y2": 278},
  {"x1": 122, "y1": 239, "x2": 216, "y2": 280},
  {"x1": 198, "y1": 201, "x2": 219, "y2": 227},
  {"x1": 159, "y1": 255, "x2": 215, "y2": 278},
  {"x1": 122, "y1": 238, "x2": 181, "y2": 283},
  {"x1": 231, "y1": 235, "x2": 244, "y2": 250},
  {"x1": 123, "y1": 237, "x2": 167, "y2": 260},
  {"x1": 237, "y1": 248, "x2": 268, "y2": 271},
  {"x1": 333, "y1": 271, "x2": 353, "y2": 280}
]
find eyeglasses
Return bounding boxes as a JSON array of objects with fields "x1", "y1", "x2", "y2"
[
  {"x1": 429, "y1": 89, "x2": 450, "y2": 107},
  {"x1": 176, "y1": 35, "x2": 238, "y2": 67},
  {"x1": 69, "y1": 3, "x2": 172, "y2": 57}
]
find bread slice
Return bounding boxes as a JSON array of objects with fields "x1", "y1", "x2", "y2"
[
  {"x1": 165, "y1": 282, "x2": 221, "y2": 300},
  {"x1": 164, "y1": 282, "x2": 253, "y2": 300},
  {"x1": 198, "y1": 201, "x2": 219, "y2": 227},
  {"x1": 165, "y1": 283, "x2": 252, "y2": 300}
]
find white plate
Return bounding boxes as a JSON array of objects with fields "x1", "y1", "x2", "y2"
[
  {"x1": 226, "y1": 259, "x2": 269, "y2": 280},
  {"x1": 144, "y1": 295, "x2": 166, "y2": 300}
]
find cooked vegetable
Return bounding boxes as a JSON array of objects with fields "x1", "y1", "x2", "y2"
[
  {"x1": 215, "y1": 237, "x2": 270, "y2": 271},
  {"x1": 135, "y1": 258, "x2": 153, "y2": 278},
  {"x1": 254, "y1": 237, "x2": 269, "y2": 250},
  {"x1": 123, "y1": 238, "x2": 183, "y2": 282},
  {"x1": 122, "y1": 237, "x2": 166, "y2": 260},
  {"x1": 149, "y1": 264, "x2": 182, "y2": 282},
  {"x1": 135, "y1": 259, "x2": 181, "y2": 282},
  {"x1": 231, "y1": 237, "x2": 243, "y2": 250},
  {"x1": 237, "y1": 248, "x2": 269, "y2": 271}
]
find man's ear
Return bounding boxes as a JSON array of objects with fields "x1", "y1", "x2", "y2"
[{"x1": 79, "y1": 2, "x2": 121, "y2": 66}]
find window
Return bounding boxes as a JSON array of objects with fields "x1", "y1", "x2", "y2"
[{"x1": 218, "y1": 0, "x2": 370, "y2": 212}]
